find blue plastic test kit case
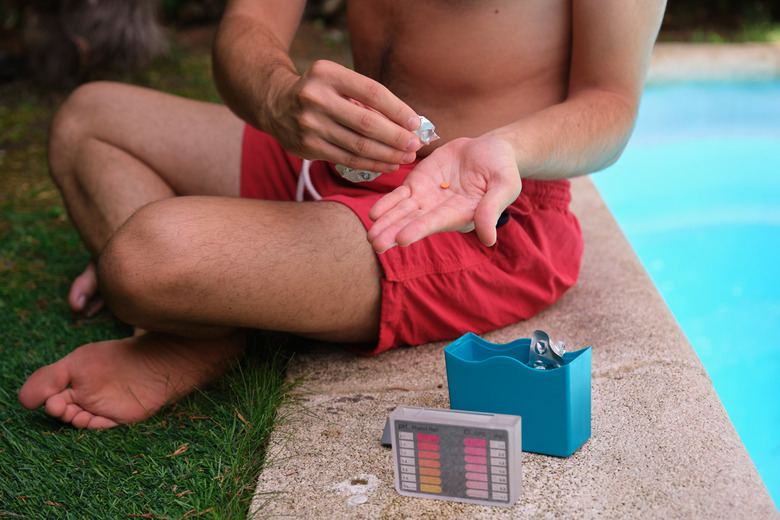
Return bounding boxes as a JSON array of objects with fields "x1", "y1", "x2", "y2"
[{"x1": 444, "y1": 332, "x2": 591, "y2": 457}]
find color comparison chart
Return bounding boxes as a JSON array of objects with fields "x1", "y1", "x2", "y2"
[{"x1": 389, "y1": 406, "x2": 522, "y2": 507}]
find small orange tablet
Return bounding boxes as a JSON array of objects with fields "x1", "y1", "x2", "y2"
[{"x1": 440, "y1": 181, "x2": 450, "y2": 189}]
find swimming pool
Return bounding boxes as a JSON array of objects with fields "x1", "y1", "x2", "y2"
[{"x1": 591, "y1": 81, "x2": 780, "y2": 509}]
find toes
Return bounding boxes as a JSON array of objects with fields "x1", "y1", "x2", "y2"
[
  {"x1": 69, "y1": 267, "x2": 95, "y2": 311},
  {"x1": 44, "y1": 389, "x2": 86, "y2": 424},
  {"x1": 87, "y1": 415, "x2": 120, "y2": 430},
  {"x1": 71, "y1": 410, "x2": 119, "y2": 430},
  {"x1": 83, "y1": 296, "x2": 106, "y2": 318},
  {"x1": 69, "y1": 261, "x2": 104, "y2": 316},
  {"x1": 61, "y1": 402, "x2": 85, "y2": 423},
  {"x1": 43, "y1": 390, "x2": 70, "y2": 417},
  {"x1": 71, "y1": 410, "x2": 94, "y2": 429},
  {"x1": 18, "y1": 361, "x2": 71, "y2": 410},
  {"x1": 47, "y1": 391, "x2": 119, "y2": 429}
]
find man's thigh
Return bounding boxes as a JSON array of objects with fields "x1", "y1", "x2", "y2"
[
  {"x1": 100, "y1": 197, "x2": 383, "y2": 343},
  {"x1": 62, "y1": 81, "x2": 245, "y2": 197}
]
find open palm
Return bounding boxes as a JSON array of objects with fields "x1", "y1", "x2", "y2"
[{"x1": 367, "y1": 136, "x2": 523, "y2": 252}]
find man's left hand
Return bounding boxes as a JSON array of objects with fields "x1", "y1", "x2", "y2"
[{"x1": 367, "y1": 136, "x2": 523, "y2": 253}]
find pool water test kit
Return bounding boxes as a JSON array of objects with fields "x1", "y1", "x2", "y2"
[
  {"x1": 386, "y1": 330, "x2": 592, "y2": 507},
  {"x1": 389, "y1": 407, "x2": 522, "y2": 507}
]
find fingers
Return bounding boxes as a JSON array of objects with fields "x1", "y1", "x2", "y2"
[
  {"x1": 312, "y1": 137, "x2": 405, "y2": 174},
  {"x1": 368, "y1": 185, "x2": 412, "y2": 222},
  {"x1": 473, "y1": 205, "x2": 499, "y2": 247},
  {"x1": 396, "y1": 205, "x2": 473, "y2": 247},
  {"x1": 472, "y1": 182, "x2": 521, "y2": 247},
  {"x1": 289, "y1": 61, "x2": 421, "y2": 168},
  {"x1": 326, "y1": 64, "x2": 420, "y2": 133},
  {"x1": 367, "y1": 195, "x2": 420, "y2": 253},
  {"x1": 367, "y1": 135, "x2": 523, "y2": 251},
  {"x1": 368, "y1": 189, "x2": 476, "y2": 253},
  {"x1": 331, "y1": 109, "x2": 419, "y2": 167},
  {"x1": 368, "y1": 184, "x2": 519, "y2": 252},
  {"x1": 299, "y1": 99, "x2": 418, "y2": 169}
]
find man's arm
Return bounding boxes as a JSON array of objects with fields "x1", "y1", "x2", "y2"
[
  {"x1": 367, "y1": 0, "x2": 666, "y2": 252},
  {"x1": 212, "y1": 0, "x2": 304, "y2": 133},
  {"x1": 487, "y1": 0, "x2": 668, "y2": 180},
  {"x1": 212, "y1": 0, "x2": 421, "y2": 173}
]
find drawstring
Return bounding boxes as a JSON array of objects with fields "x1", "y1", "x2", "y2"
[{"x1": 296, "y1": 159, "x2": 322, "y2": 201}]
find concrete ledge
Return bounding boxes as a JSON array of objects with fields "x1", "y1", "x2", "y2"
[
  {"x1": 648, "y1": 42, "x2": 780, "y2": 83},
  {"x1": 250, "y1": 176, "x2": 778, "y2": 519}
]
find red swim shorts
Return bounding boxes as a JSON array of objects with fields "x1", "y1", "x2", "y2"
[{"x1": 241, "y1": 125, "x2": 583, "y2": 355}]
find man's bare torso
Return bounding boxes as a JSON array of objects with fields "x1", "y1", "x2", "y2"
[{"x1": 348, "y1": 0, "x2": 572, "y2": 153}]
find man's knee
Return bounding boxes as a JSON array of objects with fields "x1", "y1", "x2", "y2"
[
  {"x1": 48, "y1": 82, "x2": 110, "y2": 186},
  {"x1": 97, "y1": 199, "x2": 194, "y2": 327}
]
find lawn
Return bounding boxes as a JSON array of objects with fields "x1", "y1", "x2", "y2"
[{"x1": 0, "y1": 33, "x2": 299, "y2": 519}]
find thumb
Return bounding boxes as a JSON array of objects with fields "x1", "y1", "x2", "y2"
[{"x1": 472, "y1": 181, "x2": 522, "y2": 246}]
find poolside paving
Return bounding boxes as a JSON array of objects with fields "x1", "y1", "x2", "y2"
[
  {"x1": 249, "y1": 44, "x2": 780, "y2": 519},
  {"x1": 648, "y1": 42, "x2": 780, "y2": 83}
]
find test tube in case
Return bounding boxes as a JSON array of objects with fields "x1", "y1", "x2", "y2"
[
  {"x1": 444, "y1": 332, "x2": 591, "y2": 458},
  {"x1": 389, "y1": 406, "x2": 522, "y2": 507}
]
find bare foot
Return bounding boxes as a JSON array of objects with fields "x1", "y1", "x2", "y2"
[
  {"x1": 68, "y1": 260, "x2": 105, "y2": 318},
  {"x1": 18, "y1": 331, "x2": 245, "y2": 429}
]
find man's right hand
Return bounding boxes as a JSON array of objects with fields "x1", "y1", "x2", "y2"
[{"x1": 267, "y1": 60, "x2": 423, "y2": 173}]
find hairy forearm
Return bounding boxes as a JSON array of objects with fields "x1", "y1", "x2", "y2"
[
  {"x1": 212, "y1": 10, "x2": 300, "y2": 130},
  {"x1": 489, "y1": 87, "x2": 638, "y2": 182},
  {"x1": 212, "y1": 1, "x2": 419, "y2": 170}
]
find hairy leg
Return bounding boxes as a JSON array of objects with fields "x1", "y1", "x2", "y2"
[
  {"x1": 20, "y1": 82, "x2": 257, "y2": 427},
  {"x1": 19, "y1": 198, "x2": 382, "y2": 428},
  {"x1": 99, "y1": 197, "x2": 382, "y2": 342},
  {"x1": 48, "y1": 81, "x2": 244, "y2": 314}
]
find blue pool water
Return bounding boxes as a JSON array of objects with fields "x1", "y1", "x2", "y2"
[{"x1": 592, "y1": 81, "x2": 780, "y2": 509}]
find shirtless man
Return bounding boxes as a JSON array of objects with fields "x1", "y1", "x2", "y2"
[{"x1": 18, "y1": 0, "x2": 666, "y2": 429}]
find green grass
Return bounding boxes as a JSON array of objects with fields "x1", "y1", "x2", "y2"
[
  {"x1": 0, "y1": 41, "x2": 296, "y2": 519},
  {"x1": 0, "y1": 178, "x2": 294, "y2": 520}
]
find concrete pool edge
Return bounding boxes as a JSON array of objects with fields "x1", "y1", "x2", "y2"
[
  {"x1": 249, "y1": 176, "x2": 778, "y2": 519},
  {"x1": 648, "y1": 42, "x2": 780, "y2": 83}
]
